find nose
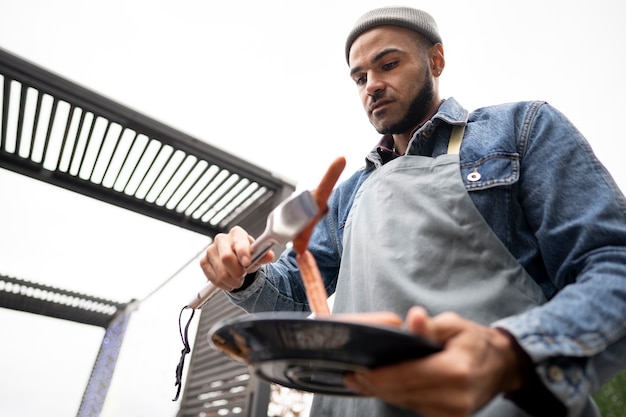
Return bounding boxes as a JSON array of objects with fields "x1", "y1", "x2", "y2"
[{"x1": 365, "y1": 73, "x2": 385, "y2": 98}]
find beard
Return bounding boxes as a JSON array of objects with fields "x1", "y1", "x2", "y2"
[{"x1": 373, "y1": 75, "x2": 435, "y2": 135}]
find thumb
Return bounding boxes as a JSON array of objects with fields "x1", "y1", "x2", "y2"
[
  {"x1": 405, "y1": 306, "x2": 433, "y2": 337},
  {"x1": 409, "y1": 308, "x2": 470, "y2": 346}
]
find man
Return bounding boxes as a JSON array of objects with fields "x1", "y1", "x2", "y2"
[{"x1": 200, "y1": 6, "x2": 626, "y2": 417}]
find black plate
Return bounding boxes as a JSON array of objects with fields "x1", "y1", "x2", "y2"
[{"x1": 208, "y1": 312, "x2": 442, "y2": 395}]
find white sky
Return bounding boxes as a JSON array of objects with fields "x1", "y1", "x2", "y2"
[{"x1": 0, "y1": 1, "x2": 625, "y2": 416}]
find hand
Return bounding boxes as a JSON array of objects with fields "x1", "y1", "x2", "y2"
[
  {"x1": 199, "y1": 226, "x2": 275, "y2": 291},
  {"x1": 344, "y1": 306, "x2": 524, "y2": 417}
]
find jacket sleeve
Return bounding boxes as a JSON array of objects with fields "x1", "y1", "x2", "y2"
[{"x1": 492, "y1": 102, "x2": 626, "y2": 416}]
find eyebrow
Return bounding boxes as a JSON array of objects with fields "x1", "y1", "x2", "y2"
[{"x1": 349, "y1": 47, "x2": 402, "y2": 78}]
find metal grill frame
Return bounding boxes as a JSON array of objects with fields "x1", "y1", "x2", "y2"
[
  {"x1": 0, "y1": 47, "x2": 295, "y2": 237},
  {"x1": 0, "y1": 47, "x2": 295, "y2": 417},
  {"x1": 0, "y1": 274, "x2": 130, "y2": 328}
]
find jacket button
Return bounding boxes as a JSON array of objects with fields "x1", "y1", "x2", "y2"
[{"x1": 467, "y1": 168, "x2": 481, "y2": 182}]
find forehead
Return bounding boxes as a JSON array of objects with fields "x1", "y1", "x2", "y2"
[{"x1": 348, "y1": 25, "x2": 421, "y2": 67}]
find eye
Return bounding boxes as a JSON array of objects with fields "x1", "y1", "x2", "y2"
[
  {"x1": 382, "y1": 61, "x2": 398, "y2": 71},
  {"x1": 353, "y1": 74, "x2": 367, "y2": 86}
]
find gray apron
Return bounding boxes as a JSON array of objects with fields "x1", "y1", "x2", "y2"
[{"x1": 312, "y1": 127, "x2": 599, "y2": 417}]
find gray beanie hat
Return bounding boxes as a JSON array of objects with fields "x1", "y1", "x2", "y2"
[{"x1": 345, "y1": 6, "x2": 442, "y2": 64}]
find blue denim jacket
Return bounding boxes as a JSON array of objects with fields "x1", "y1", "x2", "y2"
[{"x1": 229, "y1": 98, "x2": 626, "y2": 415}]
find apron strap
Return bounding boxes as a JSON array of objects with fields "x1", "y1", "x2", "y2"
[{"x1": 447, "y1": 125, "x2": 466, "y2": 155}]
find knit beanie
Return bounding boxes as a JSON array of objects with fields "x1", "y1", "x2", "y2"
[{"x1": 345, "y1": 6, "x2": 442, "y2": 64}]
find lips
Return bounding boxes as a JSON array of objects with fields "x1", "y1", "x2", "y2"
[{"x1": 370, "y1": 98, "x2": 393, "y2": 114}]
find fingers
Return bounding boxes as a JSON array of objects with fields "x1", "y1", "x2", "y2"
[
  {"x1": 199, "y1": 226, "x2": 270, "y2": 291},
  {"x1": 344, "y1": 347, "x2": 478, "y2": 417},
  {"x1": 345, "y1": 368, "x2": 473, "y2": 417},
  {"x1": 345, "y1": 309, "x2": 516, "y2": 416},
  {"x1": 405, "y1": 305, "x2": 430, "y2": 336},
  {"x1": 229, "y1": 226, "x2": 254, "y2": 267},
  {"x1": 406, "y1": 306, "x2": 467, "y2": 345}
]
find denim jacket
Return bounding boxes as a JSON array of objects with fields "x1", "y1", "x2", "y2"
[{"x1": 229, "y1": 97, "x2": 626, "y2": 415}]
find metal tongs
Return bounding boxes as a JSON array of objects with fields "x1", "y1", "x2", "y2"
[{"x1": 187, "y1": 190, "x2": 319, "y2": 309}]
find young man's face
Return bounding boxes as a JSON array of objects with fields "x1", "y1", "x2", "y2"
[{"x1": 348, "y1": 26, "x2": 441, "y2": 135}]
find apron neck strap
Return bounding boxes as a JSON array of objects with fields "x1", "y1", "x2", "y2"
[{"x1": 447, "y1": 125, "x2": 466, "y2": 155}]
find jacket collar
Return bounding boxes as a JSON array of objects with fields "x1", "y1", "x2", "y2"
[{"x1": 366, "y1": 97, "x2": 469, "y2": 168}]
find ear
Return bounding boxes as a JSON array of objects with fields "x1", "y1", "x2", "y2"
[{"x1": 430, "y1": 43, "x2": 445, "y2": 77}]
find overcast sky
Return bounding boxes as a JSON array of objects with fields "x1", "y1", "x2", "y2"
[{"x1": 1, "y1": 1, "x2": 625, "y2": 416}]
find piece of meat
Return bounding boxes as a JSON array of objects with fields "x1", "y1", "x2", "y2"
[
  {"x1": 296, "y1": 250, "x2": 331, "y2": 315},
  {"x1": 293, "y1": 157, "x2": 346, "y2": 254},
  {"x1": 293, "y1": 157, "x2": 346, "y2": 315},
  {"x1": 332, "y1": 311, "x2": 403, "y2": 327}
]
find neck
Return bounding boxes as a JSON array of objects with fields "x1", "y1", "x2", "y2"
[
  {"x1": 392, "y1": 133, "x2": 411, "y2": 155},
  {"x1": 392, "y1": 97, "x2": 444, "y2": 155}
]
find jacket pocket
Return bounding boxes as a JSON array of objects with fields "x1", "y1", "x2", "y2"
[{"x1": 461, "y1": 152, "x2": 520, "y2": 191}]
